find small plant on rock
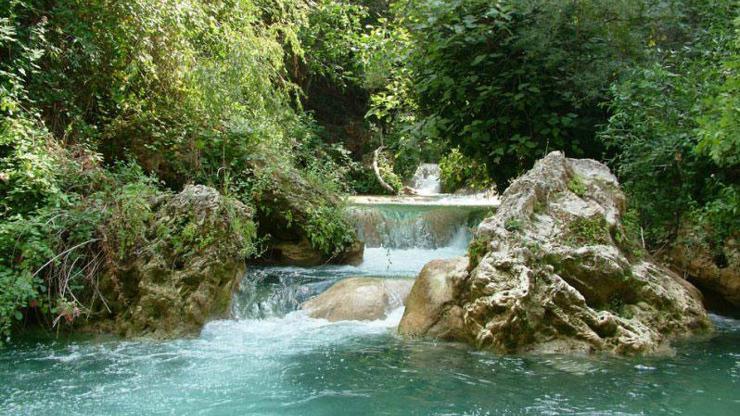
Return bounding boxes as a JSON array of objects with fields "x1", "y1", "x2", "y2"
[{"x1": 567, "y1": 175, "x2": 587, "y2": 197}]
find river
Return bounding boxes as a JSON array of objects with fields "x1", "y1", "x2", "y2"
[{"x1": 1, "y1": 195, "x2": 738, "y2": 415}]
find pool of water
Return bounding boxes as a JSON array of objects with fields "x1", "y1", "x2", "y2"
[{"x1": 2, "y1": 305, "x2": 739, "y2": 415}]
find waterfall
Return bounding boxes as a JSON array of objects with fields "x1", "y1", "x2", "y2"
[
  {"x1": 233, "y1": 195, "x2": 497, "y2": 320},
  {"x1": 231, "y1": 268, "x2": 334, "y2": 319},
  {"x1": 410, "y1": 163, "x2": 442, "y2": 195},
  {"x1": 346, "y1": 204, "x2": 485, "y2": 249}
]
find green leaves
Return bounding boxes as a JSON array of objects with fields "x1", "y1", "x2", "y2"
[
  {"x1": 439, "y1": 148, "x2": 492, "y2": 192},
  {"x1": 598, "y1": 0, "x2": 739, "y2": 248},
  {"x1": 387, "y1": 0, "x2": 652, "y2": 186}
]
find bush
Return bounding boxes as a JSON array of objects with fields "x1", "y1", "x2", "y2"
[
  {"x1": 599, "y1": 0, "x2": 738, "y2": 248},
  {"x1": 439, "y1": 148, "x2": 492, "y2": 193},
  {"x1": 0, "y1": 152, "x2": 162, "y2": 340}
]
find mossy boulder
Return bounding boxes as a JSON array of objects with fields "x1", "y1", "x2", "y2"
[
  {"x1": 248, "y1": 159, "x2": 363, "y2": 266},
  {"x1": 400, "y1": 152, "x2": 711, "y2": 355},
  {"x1": 98, "y1": 185, "x2": 254, "y2": 338}
]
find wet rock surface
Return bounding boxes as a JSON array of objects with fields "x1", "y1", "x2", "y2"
[
  {"x1": 399, "y1": 152, "x2": 712, "y2": 355},
  {"x1": 302, "y1": 277, "x2": 413, "y2": 321}
]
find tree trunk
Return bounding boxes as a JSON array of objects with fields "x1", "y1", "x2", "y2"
[{"x1": 372, "y1": 146, "x2": 396, "y2": 194}]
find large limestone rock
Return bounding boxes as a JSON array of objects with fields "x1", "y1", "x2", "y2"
[
  {"x1": 399, "y1": 152, "x2": 711, "y2": 355},
  {"x1": 100, "y1": 185, "x2": 252, "y2": 338},
  {"x1": 302, "y1": 277, "x2": 413, "y2": 321}
]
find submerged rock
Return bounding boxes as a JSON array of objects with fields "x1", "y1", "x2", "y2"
[
  {"x1": 302, "y1": 277, "x2": 413, "y2": 321},
  {"x1": 399, "y1": 152, "x2": 711, "y2": 355},
  {"x1": 100, "y1": 185, "x2": 252, "y2": 338}
]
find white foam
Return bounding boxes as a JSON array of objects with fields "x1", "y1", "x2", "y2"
[{"x1": 410, "y1": 163, "x2": 442, "y2": 195}]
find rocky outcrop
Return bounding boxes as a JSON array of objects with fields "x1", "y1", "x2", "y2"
[
  {"x1": 399, "y1": 152, "x2": 712, "y2": 355},
  {"x1": 667, "y1": 235, "x2": 740, "y2": 310},
  {"x1": 301, "y1": 277, "x2": 413, "y2": 321},
  {"x1": 99, "y1": 185, "x2": 253, "y2": 338}
]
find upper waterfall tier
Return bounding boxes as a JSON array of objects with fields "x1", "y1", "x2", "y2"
[
  {"x1": 346, "y1": 194, "x2": 498, "y2": 249},
  {"x1": 410, "y1": 163, "x2": 442, "y2": 195}
]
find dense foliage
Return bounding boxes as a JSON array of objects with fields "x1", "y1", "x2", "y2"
[
  {"x1": 600, "y1": 1, "x2": 739, "y2": 247},
  {"x1": 1, "y1": 0, "x2": 737, "y2": 340},
  {"x1": 0, "y1": 0, "x2": 357, "y2": 340}
]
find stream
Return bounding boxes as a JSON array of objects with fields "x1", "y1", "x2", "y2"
[{"x1": 1, "y1": 193, "x2": 739, "y2": 415}]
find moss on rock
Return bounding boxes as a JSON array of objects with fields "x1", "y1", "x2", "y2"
[{"x1": 96, "y1": 185, "x2": 255, "y2": 338}]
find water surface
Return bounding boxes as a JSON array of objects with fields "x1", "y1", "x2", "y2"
[{"x1": 2, "y1": 307, "x2": 738, "y2": 415}]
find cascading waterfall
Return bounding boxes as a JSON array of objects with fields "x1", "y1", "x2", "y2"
[
  {"x1": 231, "y1": 195, "x2": 495, "y2": 320},
  {"x1": 346, "y1": 204, "x2": 483, "y2": 249}
]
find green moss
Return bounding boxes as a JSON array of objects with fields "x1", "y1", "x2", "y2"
[
  {"x1": 468, "y1": 237, "x2": 490, "y2": 269},
  {"x1": 612, "y1": 209, "x2": 646, "y2": 259},
  {"x1": 565, "y1": 216, "x2": 610, "y2": 246},
  {"x1": 533, "y1": 200, "x2": 546, "y2": 214},
  {"x1": 504, "y1": 217, "x2": 524, "y2": 232},
  {"x1": 567, "y1": 175, "x2": 587, "y2": 197}
]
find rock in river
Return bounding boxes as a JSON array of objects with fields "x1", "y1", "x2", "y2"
[
  {"x1": 398, "y1": 257, "x2": 468, "y2": 340},
  {"x1": 98, "y1": 185, "x2": 252, "y2": 338},
  {"x1": 399, "y1": 152, "x2": 712, "y2": 355},
  {"x1": 302, "y1": 277, "x2": 413, "y2": 321}
]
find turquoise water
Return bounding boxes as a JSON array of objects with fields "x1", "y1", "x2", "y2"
[
  {"x1": 1, "y1": 203, "x2": 739, "y2": 415},
  {"x1": 1, "y1": 303, "x2": 739, "y2": 415}
]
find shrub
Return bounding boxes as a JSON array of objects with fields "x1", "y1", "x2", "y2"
[
  {"x1": 439, "y1": 148, "x2": 492, "y2": 193},
  {"x1": 599, "y1": 0, "x2": 738, "y2": 248}
]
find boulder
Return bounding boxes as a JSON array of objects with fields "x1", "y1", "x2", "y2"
[
  {"x1": 249, "y1": 158, "x2": 364, "y2": 266},
  {"x1": 100, "y1": 185, "x2": 252, "y2": 338},
  {"x1": 399, "y1": 257, "x2": 468, "y2": 339},
  {"x1": 302, "y1": 277, "x2": 413, "y2": 321},
  {"x1": 400, "y1": 152, "x2": 711, "y2": 355},
  {"x1": 667, "y1": 234, "x2": 739, "y2": 310}
]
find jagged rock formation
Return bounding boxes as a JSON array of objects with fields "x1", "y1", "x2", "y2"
[
  {"x1": 302, "y1": 277, "x2": 412, "y2": 321},
  {"x1": 399, "y1": 152, "x2": 711, "y2": 355},
  {"x1": 98, "y1": 185, "x2": 253, "y2": 338}
]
